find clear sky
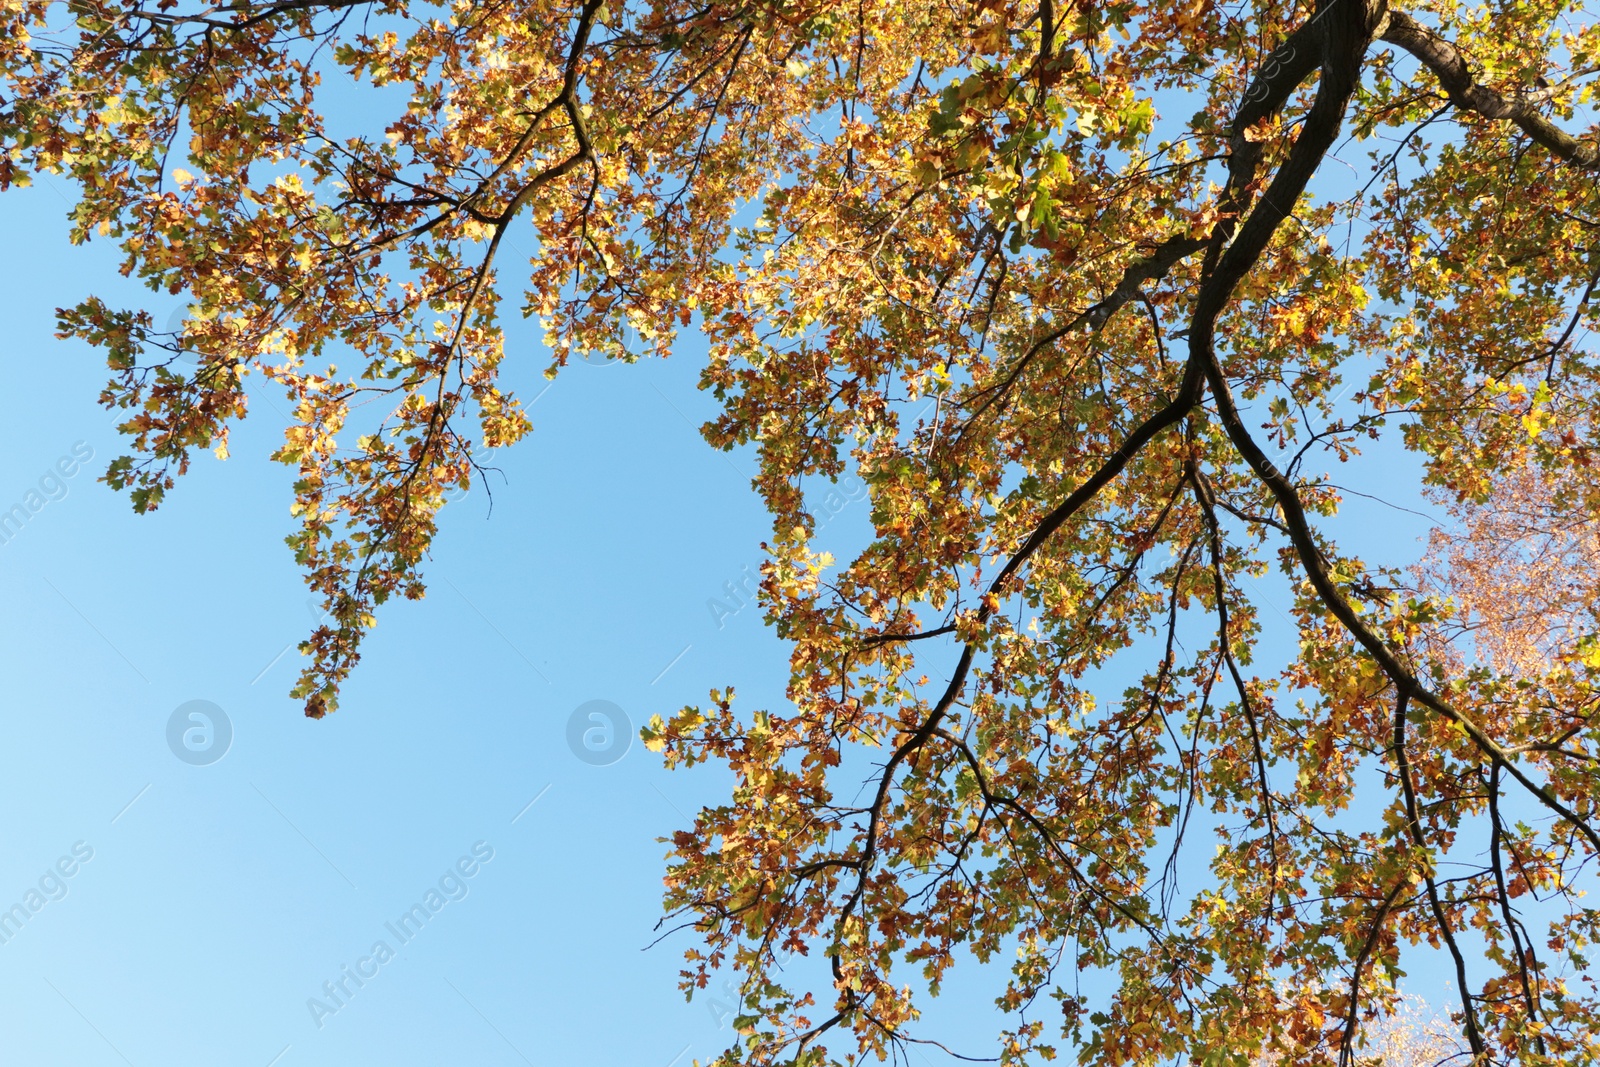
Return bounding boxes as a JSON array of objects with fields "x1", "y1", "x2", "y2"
[
  {"x1": 0, "y1": 167, "x2": 863, "y2": 1066},
  {"x1": 0, "y1": 138, "x2": 1453, "y2": 1065}
]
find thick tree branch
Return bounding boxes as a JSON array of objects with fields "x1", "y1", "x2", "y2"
[{"x1": 1383, "y1": 10, "x2": 1600, "y2": 170}]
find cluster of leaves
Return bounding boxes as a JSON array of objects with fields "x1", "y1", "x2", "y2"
[
  {"x1": 1253, "y1": 989, "x2": 1466, "y2": 1065},
  {"x1": 5, "y1": 0, "x2": 1600, "y2": 1063}
]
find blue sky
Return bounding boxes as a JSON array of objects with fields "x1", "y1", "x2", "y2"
[
  {"x1": 0, "y1": 116, "x2": 1462, "y2": 1064},
  {"x1": 0, "y1": 169, "x2": 870, "y2": 1066}
]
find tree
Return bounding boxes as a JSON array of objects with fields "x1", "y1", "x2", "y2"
[
  {"x1": 1253, "y1": 989, "x2": 1465, "y2": 1066},
  {"x1": 1413, "y1": 460, "x2": 1600, "y2": 678},
  {"x1": 4, "y1": 0, "x2": 1600, "y2": 1061}
]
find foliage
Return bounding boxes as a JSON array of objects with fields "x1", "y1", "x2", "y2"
[
  {"x1": 1254, "y1": 989, "x2": 1465, "y2": 1066},
  {"x1": 1414, "y1": 460, "x2": 1600, "y2": 677},
  {"x1": 5, "y1": 0, "x2": 1600, "y2": 1062}
]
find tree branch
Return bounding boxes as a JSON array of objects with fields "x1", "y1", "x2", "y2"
[{"x1": 1383, "y1": 11, "x2": 1600, "y2": 170}]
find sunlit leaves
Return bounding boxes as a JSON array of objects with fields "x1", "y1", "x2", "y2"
[{"x1": 8, "y1": 0, "x2": 1600, "y2": 1062}]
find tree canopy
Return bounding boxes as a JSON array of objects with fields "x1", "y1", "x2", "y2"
[{"x1": 5, "y1": 0, "x2": 1600, "y2": 1062}]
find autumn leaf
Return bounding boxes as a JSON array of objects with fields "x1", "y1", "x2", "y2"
[{"x1": 8, "y1": 0, "x2": 1600, "y2": 1063}]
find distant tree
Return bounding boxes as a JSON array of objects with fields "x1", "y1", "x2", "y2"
[
  {"x1": 4, "y1": 0, "x2": 1600, "y2": 1063},
  {"x1": 1414, "y1": 461, "x2": 1600, "y2": 678},
  {"x1": 1253, "y1": 990, "x2": 1465, "y2": 1066}
]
